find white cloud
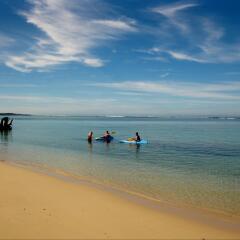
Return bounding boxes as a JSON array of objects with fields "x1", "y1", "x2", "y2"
[
  {"x1": 92, "y1": 81, "x2": 240, "y2": 100},
  {"x1": 93, "y1": 20, "x2": 137, "y2": 32},
  {"x1": 6, "y1": 0, "x2": 137, "y2": 72},
  {"x1": 152, "y1": 2, "x2": 197, "y2": 18},
  {"x1": 166, "y1": 51, "x2": 206, "y2": 63},
  {"x1": 0, "y1": 95, "x2": 77, "y2": 103},
  {"x1": 151, "y1": 43, "x2": 240, "y2": 64},
  {"x1": 0, "y1": 94, "x2": 127, "y2": 115},
  {"x1": 116, "y1": 91, "x2": 150, "y2": 96},
  {"x1": 1, "y1": 87, "x2": 239, "y2": 115},
  {"x1": 0, "y1": 34, "x2": 15, "y2": 64},
  {"x1": 82, "y1": 58, "x2": 104, "y2": 67},
  {"x1": 152, "y1": 1, "x2": 198, "y2": 33},
  {"x1": 148, "y1": 2, "x2": 240, "y2": 64},
  {"x1": 160, "y1": 73, "x2": 170, "y2": 78}
]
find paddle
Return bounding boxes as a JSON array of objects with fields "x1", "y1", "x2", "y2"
[{"x1": 127, "y1": 137, "x2": 135, "y2": 141}]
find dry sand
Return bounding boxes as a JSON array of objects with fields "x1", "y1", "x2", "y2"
[{"x1": 0, "y1": 161, "x2": 239, "y2": 239}]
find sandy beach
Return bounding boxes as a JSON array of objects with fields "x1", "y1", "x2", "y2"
[{"x1": 0, "y1": 161, "x2": 239, "y2": 239}]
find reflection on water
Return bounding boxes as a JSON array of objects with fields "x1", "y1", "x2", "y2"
[
  {"x1": 0, "y1": 130, "x2": 12, "y2": 144},
  {"x1": 135, "y1": 144, "x2": 141, "y2": 157},
  {"x1": 0, "y1": 130, "x2": 13, "y2": 158},
  {"x1": 87, "y1": 141, "x2": 93, "y2": 151}
]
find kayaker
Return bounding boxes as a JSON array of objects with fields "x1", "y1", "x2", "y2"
[
  {"x1": 104, "y1": 130, "x2": 112, "y2": 143},
  {"x1": 87, "y1": 131, "x2": 93, "y2": 143},
  {"x1": 135, "y1": 132, "x2": 141, "y2": 142}
]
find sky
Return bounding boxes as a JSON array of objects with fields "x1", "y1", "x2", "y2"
[{"x1": 0, "y1": 0, "x2": 240, "y2": 116}]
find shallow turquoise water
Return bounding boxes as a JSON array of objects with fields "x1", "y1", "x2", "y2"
[{"x1": 0, "y1": 116, "x2": 240, "y2": 216}]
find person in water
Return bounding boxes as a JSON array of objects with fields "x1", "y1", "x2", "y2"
[
  {"x1": 104, "y1": 130, "x2": 112, "y2": 143},
  {"x1": 135, "y1": 132, "x2": 141, "y2": 142},
  {"x1": 87, "y1": 131, "x2": 93, "y2": 143}
]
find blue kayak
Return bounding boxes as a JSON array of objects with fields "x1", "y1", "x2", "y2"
[
  {"x1": 119, "y1": 140, "x2": 148, "y2": 144},
  {"x1": 95, "y1": 136, "x2": 114, "y2": 142}
]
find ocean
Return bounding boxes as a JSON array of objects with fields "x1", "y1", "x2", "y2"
[{"x1": 0, "y1": 116, "x2": 240, "y2": 217}]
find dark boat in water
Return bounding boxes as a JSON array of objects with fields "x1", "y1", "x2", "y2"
[{"x1": 0, "y1": 117, "x2": 13, "y2": 131}]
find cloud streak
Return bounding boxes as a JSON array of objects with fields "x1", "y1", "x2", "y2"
[
  {"x1": 152, "y1": 2, "x2": 197, "y2": 17},
  {"x1": 152, "y1": 1, "x2": 198, "y2": 33},
  {"x1": 6, "y1": 0, "x2": 136, "y2": 72},
  {"x1": 147, "y1": 1, "x2": 240, "y2": 64},
  {"x1": 0, "y1": 95, "x2": 77, "y2": 103},
  {"x1": 92, "y1": 81, "x2": 240, "y2": 100}
]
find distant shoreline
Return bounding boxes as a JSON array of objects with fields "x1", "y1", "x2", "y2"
[
  {"x1": 1, "y1": 113, "x2": 240, "y2": 120},
  {"x1": 0, "y1": 113, "x2": 32, "y2": 116}
]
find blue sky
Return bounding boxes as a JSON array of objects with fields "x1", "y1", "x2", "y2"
[{"x1": 0, "y1": 0, "x2": 240, "y2": 116}]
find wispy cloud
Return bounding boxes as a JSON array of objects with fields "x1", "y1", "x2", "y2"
[
  {"x1": 5, "y1": 0, "x2": 137, "y2": 72},
  {"x1": 92, "y1": 81, "x2": 240, "y2": 100},
  {"x1": 0, "y1": 34, "x2": 15, "y2": 64},
  {"x1": 152, "y1": 2, "x2": 197, "y2": 17},
  {"x1": 116, "y1": 91, "x2": 150, "y2": 96},
  {"x1": 152, "y1": 1, "x2": 198, "y2": 33},
  {"x1": 164, "y1": 50, "x2": 207, "y2": 63},
  {"x1": 0, "y1": 34, "x2": 15, "y2": 48},
  {"x1": 93, "y1": 19, "x2": 136, "y2": 31},
  {"x1": 145, "y1": 1, "x2": 240, "y2": 64},
  {"x1": 0, "y1": 94, "x2": 123, "y2": 115},
  {"x1": 160, "y1": 73, "x2": 170, "y2": 78},
  {"x1": 0, "y1": 95, "x2": 76, "y2": 103}
]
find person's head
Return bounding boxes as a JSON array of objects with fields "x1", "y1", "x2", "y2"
[
  {"x1": 136, "y1": 132, "x2": 139, "y2": 136},
  {"x1": 88, "y1": 131, "x2": 93, "y2": 136},
  {"x1": 106, "y1": 131, "x2": 109, "y2": 134}
]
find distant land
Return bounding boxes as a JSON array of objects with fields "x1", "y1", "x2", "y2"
[
  {"x1": 0, "y1": 113, "x2": 239, "y2": 120},
  {"x1": 0, "y1": 113, "x2": 32, "y2": 116}
]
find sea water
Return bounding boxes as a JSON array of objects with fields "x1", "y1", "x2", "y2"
[{"x1": 0, "y1": 116, "x2": 240, "y2": 217}]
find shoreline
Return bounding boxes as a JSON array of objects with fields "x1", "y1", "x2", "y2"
[
  {"x1": 0, "y1": 160, "x2": 239, "y2": 239},
  {"x1": 3, "y1": 158, "x2": 240, "y2": 223}
]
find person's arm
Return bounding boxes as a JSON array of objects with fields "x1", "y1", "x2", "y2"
[{"x1": 9, "y1": 119, "x2": 13, "y2": 126}]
